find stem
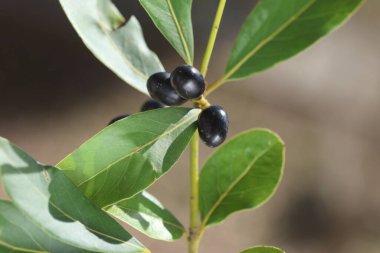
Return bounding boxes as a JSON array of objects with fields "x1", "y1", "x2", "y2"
[
  {"x1": 200, "y1": 0, "x2": 227, "y2": 78},
  {"x1": 188, "y1": 2, "x2": 227, "y2": 253},
  {"x1": 192, "y1": 95, "x2": 211, "y2": 109},
  {"x1": 189, "y1": 132, "x2": 200, "y2": 253}
]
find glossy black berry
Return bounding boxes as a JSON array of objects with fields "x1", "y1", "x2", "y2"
[
  {"x1": 141, "y1": 99, "x2": 164, "y2": 112},
  {"x1": 198, "y1": 105, "x2": 228, "y2": 147},
  {"x1": 108, "y1": 114, "x2": 129, "y2": 125},
  {"x1": 147, "y1": 72, "x2": 187, "y2": 106},
  {"x1": 170, "y1": 65, "x2": 205, "y2": 99}
]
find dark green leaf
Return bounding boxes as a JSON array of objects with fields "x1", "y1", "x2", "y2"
[
  {"x1": 0, "y1": 200, "x2": 93, "y2": 253},
  {"x1": 225, "y1": 0, "x2": 363, "y2": 80},
  {"x1": 0, "y1": 137, "x2": 149, "y2": 253},
  {"x1": 199, "y1": 129, "x2": 285, "y2": 227},
  {"x1": 240, "y1": 246, "x2": 285, "y2": 253},
  {"x1": 139, "y1": 0, "x2": 194, "y2": 64},
  {"x1": 59, "y1": 0, "x2": 164, "y2": 95},
  {"x1": 106, "y1": 191, "x2": 185, "y2": 241},
  {"x1": 57, "y1": 108, "x2": 199, "y2": 208}
]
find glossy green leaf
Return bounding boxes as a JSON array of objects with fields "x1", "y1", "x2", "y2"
[
  {"x1": 0, "y1": 200, "x2": 93, "y2": 253},
  {"x1": 199, "y1": 129, "x2": 285, "y2": 227},
  {"x1": 59, "y1": 0, "x2": 164, "y2": 95},
  {"x1": 139, "y1": 0, "x2": 194, "y2": 64},
  {"x1": 240, "y1": 246, "x2": 285, "y2": 253},
  {"x1": 225, "y1": 0, "x2": 363, "y2": 80},
  {"x1": 57, "y1": 108, "x2": 199, "y2": 208},
  {"x1": 0, "y1": 137, "x2": 149, "y2": 253},
  {"x1": 106, "y1": 191, "x2": 185, "y2": 241}
]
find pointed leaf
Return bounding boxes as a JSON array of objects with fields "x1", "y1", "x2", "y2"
[
  {"x1": 139, "y1": 0, "x2": 194, "y2": 64},
  {"x1": 106, "y1": 191, "x2": 185, "y2": 241},
  {"x1": 57, "y1": 108, "x2": 199, "y2": 208},
  {"x1": 199, "y1": 129, "x2": 285, "y2": 227},
  {"x1": 225, "y1": 0, "x2": 363, "y2": 80},
  {"x1": 0, "y1": 200, "x2": 94, "y2": 253},
  {"x1": 59, "y1": 0, "x2": 164, "y2": 94},
  {"x1": 240, "y1": 246, "x2": 285, "y2": 253},
  {"x1": 0, "y1": 137, "x2": 149, "y2": 253}
]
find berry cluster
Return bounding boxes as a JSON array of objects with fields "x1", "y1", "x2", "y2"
[
  {"x1": 108, "y1": 65, "x2": 228, "y2": 147},
  {"x1": 147, "y1": 65, "x2": 229, "y2": 147},
  {"x1": 147, "y1": 65, "x2": 206, "y2": 105}
]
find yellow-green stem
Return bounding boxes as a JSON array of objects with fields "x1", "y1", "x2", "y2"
[
  {"x1": 192, "y1": 95, "x2": 211, "y2": 109},
  {"x1": 200, "y1": 0, "x2": 227, "y2": 78},
  {"x1": 189, "y1": 2, "x2": 227, "y2": 253},
  {"x1": 189, "y1": 132, "x2": 200, "y2": 253}
]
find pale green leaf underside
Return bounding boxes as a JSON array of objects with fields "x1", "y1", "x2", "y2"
[
  {"x1": 106, "y1": 191, "x2": 185, "y2": 241},
  {"x1": 0, "y1": 137, "x2": 148, "y2": 253},
  {"x1": 0, "y1": 200, "x2": 93, "y2": 253},
  {"x1": 226, "y1": 0, "x2": 364, "y2": 80},
  {"x1": 241, "y1": 246, "x2": 285, "y2": 253},
  {"x1": 199, "y1": 129, "x2": 285, "y2": 227},
  {"x1": 59, "y1": 0, "x2": 164, "y2": 95},
  {"x1": 57, "y1": 108, "x2": 199, "y2": 208},
  {"x1": 139, "y1": 0, "x2": 194, "y2": 64}
]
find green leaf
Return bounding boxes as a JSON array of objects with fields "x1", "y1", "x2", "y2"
[
  {"x1": 0, "y1": 137, "x2": 149, "y2": 253},
  {"x1": 240, "y1": 246, "x2": 285, "y2": 253},
  {"x1": 59, "y1": 0, "x2": 164, "y2": 95},
  {"x1": 199, "y1": 129, "x2": 285, "y2": 227},
  {"x1": 57, "y1": 108, "x2": 199, "y2": 208},
  {"x1": 106, "y1": 191, "x2": 185, "y2": 241},
  {"x1": 225, "y1": 0, "x2": 363, "y2": 80},
  {"x1": 139, "y1": 0, "x2": 194, "y2": 64},
  {"x1": 0, "y1": 200, "x2": 92, "y2": 253}
]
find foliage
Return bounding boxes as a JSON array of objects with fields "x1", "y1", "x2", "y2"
[
  {"x1": 0, "y1": 0, "x2": 363, "y2": 252},
  {"x1": 199, "y1": 129, "x2": 285, "y2": 227}
]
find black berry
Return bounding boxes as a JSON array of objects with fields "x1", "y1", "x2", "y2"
[
  {"x1": 108, "y1": 114, "x2": 129, "y2": 125},
  {"x1": 141, "y1": 99, "x2": 164, "y2": 112},
  {"x1": 198, "y1": 105, "x2": 228, "y2": 147},
  {"x1": 147, "y1": 72, "x2": 187, "y2": 106},
  {"x1": 170, "y1": 65, "x2": 205, "y2": 99}
]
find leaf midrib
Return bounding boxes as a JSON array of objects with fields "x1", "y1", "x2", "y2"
[
  {"x1": 1, "y1": 211, "x2": 47, "y2": 252},
  {"x1": 0, "y1": 240, "x2": 48, "y2": 253},
  {"x1": 200, "y1": 143, "x2": 278, "y2": 227},
  {"x1": 225, "y1": 0, "x2": 316, "y2": 80},
  {"x1": 165, "y1": 0, "x2": 192, "y2": 64},
  {"x1": 1, "y1": 165, "x2": 146, "y2": 252},
  {"x1": 76, "y1": 112, "x2": 198, "y2": 187},
  {"x1": 97, "y1": 18, "x2": 149, "y2": 80},
  {"x1": 110, "y1": 204, "x2": 185, "y2": 232}
]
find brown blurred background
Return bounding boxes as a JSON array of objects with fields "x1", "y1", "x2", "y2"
[{"x1": 1, "y1": 1, "x2": 380, "y2": 253}]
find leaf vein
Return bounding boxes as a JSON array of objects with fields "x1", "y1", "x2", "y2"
[
  {"x1": 11, "y1": 169, "x2": 146, "y2": 251},
  {"x1": 201, "y1": 143, "x2": 278, "y2": 227},
  {"x1": 113, "y1": 205, "x2": 185, "y2": 232},
  {"x1": 97, "y1": 19, "x2": 149, "y2": 80},
  {"x1": 165, "y1": 0, "x2": 192, "y2": 64},
  {"x1": 224, "y1": 0, "x2": 316, "y2": 80},
  {"x1": 0, "y1": 240, "x2": 48, "y2": 253},
  {"x1": 77, "y1": 111, "x2": 198, "y2": 187}
]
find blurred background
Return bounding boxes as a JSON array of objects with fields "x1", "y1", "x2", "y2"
[{"x1": 1, "y1": 1, "x2": 380, "y2": 252}]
